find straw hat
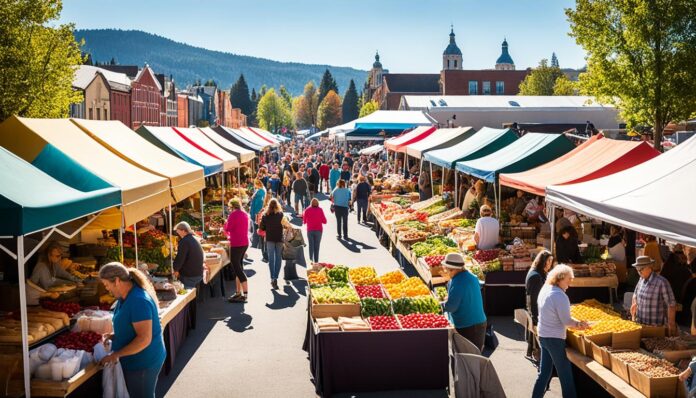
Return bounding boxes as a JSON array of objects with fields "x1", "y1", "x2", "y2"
[
  {"x1": 442, "y1": 253, "x2": 466, "y2": 270},
  {"x1": 632, "y1": 256, "x2": 655, "y2": 268},
  {"x1": 480, "y1": 204, "x2": 493, "y2": 215}
]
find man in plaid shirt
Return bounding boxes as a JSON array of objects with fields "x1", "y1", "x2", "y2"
[{"x1": 630, "y1": 256, "x2": 677, "y2": 335}]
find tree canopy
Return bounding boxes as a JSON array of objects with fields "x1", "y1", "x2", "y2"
[
  {"x1": 317, "y1": 90, "x2": 342, "y2": 130},
  {"x1": 566, "y1": 0, "x2": 696, "y2": 150},
  {"x1": 318, "y1": 69, "x2": 339, "y2": 104},
  {"x1": 292, "y1": 81, "x2": 319, "y2": 129},
  {"x1": 0, "y1": 0, "x2": 84, "y2": 120},
  {"x1": 359, "y1": 100, "x2": 379, "y2": 118},
  {"x1": 230, "y1": 74, "x2": 253, "y2": 116},
  {"x1": 342, "y1": 79, "x2": 359, "y2": 123},
  {"x1": 518, "y1": 59, "x2": 570, "y2": 96},
  {"x1": 256, "y1": 88, "x2": 292, "y2": 133}
]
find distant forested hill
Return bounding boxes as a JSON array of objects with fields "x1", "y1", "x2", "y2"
[{"x1": 75, "y1": 29, "x2": 366, "y2": 94}]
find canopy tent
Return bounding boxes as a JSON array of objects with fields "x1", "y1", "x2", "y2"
[
  {"x1": 329, "y1": 110, "x2": 436, "y2": 137},
  {"x1": 500, "y1": 135, "x2": 660, "y2": 196},
  {"x1": 546, "y1": 135, "x2": 696, "y2": 246},
  {"x1": 274, "y1": 134, "x2": 291, "y2": 142},
  {"x1": 173, "y1": 127, "x2": 239, "y2": 170},
  {"x1": 455, "y1": 133, "x2": 575, "y2": 183},
  {"x1": 213, "y1": 126, "x2": 270, "y2": 152},
  {"x1": 136, "y1": 126, "x2": 223, "y2": 176},
  {"x1": 306, "y1": 130, "x2": 328, "y2": 140},
  {"x1": 197, "y1": 127, "x2": 256, "y2": 163},
  {"x1": 71, "y1": 119, "x2": 205, "y2": 203},
  {"x1": 359, "y1": 144, "x2": 384, "y2": 156},
  {"x1": 423, "y1": 127, "x2": 519, "y2": 169},
  {"x1": 405, "y1": 127, "x2": 476, "y2": 159},
  {"x1": 384, "y1": 126, "x2": 437, "y2": 152},
  {"x1": 0, "y1": 117, "x2": 171, "y2": 227},
  {"x1": 0, "y1": 146, "x2": 121, "y2": 236},
  {"x1": 242, "y1": 126, "x2": 281, "y2": 146},
  {"x1": 335, "y1": 128, "x2": 411, "y2": 142}
]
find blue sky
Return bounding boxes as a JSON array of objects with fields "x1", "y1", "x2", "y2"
[{"x1": 59, "y1": 0, "x2": 586, "y2": 72}]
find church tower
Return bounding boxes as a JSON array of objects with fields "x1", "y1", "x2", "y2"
[
  {"x1": 495, "y1": 38, "x2": 515, "y2": 70},
  {"x1": 442, "y1": 26, "x2": 463, "y2": 71},
  {"x1": 368, "y1": 51, "x2": 384, "y2": 90}
]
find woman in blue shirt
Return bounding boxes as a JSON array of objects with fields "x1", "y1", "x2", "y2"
[
  {"x1": 442, "y1": 253, "x2": 487, "y2": 352},
  {"x1": 330, "y1": 179, "x2": 352, "y2": 240},
  {"x1": 99, "y1": 262, "x2": 165, "y2": 398},
  {"x1": 249, "y1": 179, "x2": 267, "y2": 250}
]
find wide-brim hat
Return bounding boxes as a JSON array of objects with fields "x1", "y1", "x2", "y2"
[
  {"x1": 442, "y1": 253, "x2": 466, "y2": 270},
  {"x1": 632, "y1": 255, "x2": 655, "y2": 268}
]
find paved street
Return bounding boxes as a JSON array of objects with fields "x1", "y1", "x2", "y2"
[{"x1": 156, "y1": 196, "x2": 560, "y2": 397}]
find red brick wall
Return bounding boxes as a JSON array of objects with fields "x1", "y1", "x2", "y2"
[
  {"x1": 109, "y1": 90, "x2": 131, "y2": 128},
  {"x1": 441, "y1": 70, "x2": 530, "y2": 96},
  {"x1": 130, "y1": 68, "x2": 162, "y2": 129},
  {"x1": 177, "y1": 95, "x2": 189, "y2": 127}
]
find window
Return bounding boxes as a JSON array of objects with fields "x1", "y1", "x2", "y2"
[
  {"x1": 483, "y1": 81, "x2": 491, "y2": 95},
  {"x1": 496, "y1": 81, "x2": 505, "y2": 94},
  {"x1": 468, "y1": 81, "x2": 478, "y2": 95},
  {"x1": 96, "y1": 108, "x2": 101, "y2": 120},
  {"x1": 454, "y1": 60, "x2": 458, "y2": 68},
  {"x1": 88, "y1": 108, "x2": 93, "y2": 120}
]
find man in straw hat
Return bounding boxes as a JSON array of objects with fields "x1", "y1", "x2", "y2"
[
  {"x1": 442, "y1": 253, "x2": 487, "y2": 352},
  {"x1": 630, "y1": 255, "x2": 677, "y2": 335},
  {"x1": 474, "y1": 204, "x2": 499, "y2": 250}
]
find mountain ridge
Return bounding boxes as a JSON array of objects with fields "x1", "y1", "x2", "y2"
[{"x1": 75, "y1": 29, "x2": 367, "y2": 95}]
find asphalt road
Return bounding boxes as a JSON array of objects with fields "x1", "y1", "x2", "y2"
[{"x1": 156, "y1": 195, "x2": 561, "y2": 397}]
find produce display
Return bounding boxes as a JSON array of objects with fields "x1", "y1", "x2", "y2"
[
  {"x1": 39, "y1": 300, "x2": 81, "y2": 318},
  {"x1": 568, "y1": 300, "x2": 641, "y2": 336},
  {"x1": 611, "y1": 351, "x2": 680, "y2": 378},
  {"x1": 308, "y1": 271, "x2": 328, "y2": 286},
  {"x1": 360, "y1": 298, "x2": 393, "y2": 317},
  {"x1": 411, "y1": 235, "x2": 459, "y2": 257},
  {"x1": 439, "y1": 218, "x2": 477, "y2": 229},
  {"x1": 642, "y1": 336, "x2": 696, "y2": 352},
  {"x1": 327, "y1": 266, "x2": 349, "y2": 283},
  {"x1": 384, "y1": 277, "x2": 430, "y2": 299},
  {"x1": 423, "y1": 255, "x2": 445, "y2": 268},
  {"x1": 392, "y1": 296, "x2": 442, "y2": 315},
  {"x1": 435, "y1": 287, "x2": 448, "y2": 301},
  {"x1": 348, "y1": 267, "x2": 379, "y2": 285},
  {"x1": 368, "y1": 315, "x2": 401, "y2": 330},
  {"x1": 379, "y1": 270, "x2": 407, "y2": 285},
  {"x1": 427, "y1": 208, "x2": 462, "y2": 223},
  {"x1": 472, "y1": 249, "x2": 500, "y2": 263},
  {"x1": 410, "y1": 196, "x2": 444, "y2": 211},
  {"x1": 310, "y1": 286, "x2": 360, "y2": 304},
  {"x1": 54, "y1": 331, "x2": 101, "y2": 353},
  {"x1": 355, "y1": 285, "x2": 386, "y2": 299},
  {"x1": 398, "y1": 314, "x2": 450, "y2": 329}
]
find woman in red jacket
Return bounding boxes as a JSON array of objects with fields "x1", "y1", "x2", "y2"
[{"x1": 303, "y1": 198, "x2": 327, "y2": 263}]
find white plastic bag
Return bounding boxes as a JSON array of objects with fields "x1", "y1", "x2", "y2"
[
  {"x1": 73, "y1": 310, "x2": 113, "y2": 335},
  {"x1": 102, "y1": 361, "x2": 130, "y2": 398}
]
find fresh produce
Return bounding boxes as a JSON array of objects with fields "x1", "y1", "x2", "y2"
[
  {"x1": 355, "y1": 285, "x2": 385, "y2": 299},
  {"x1": 54, "y1": 331, "x2": 101, "y2": 353},
  {"x1": 398, "y1": 314, "x2": 450, "y2": 329},
  {"x1": 424, "y1": 255, "x2": 445, "y2": 268},
  {"x1": 368, "y1": 315, "x2": 401, "y2": 330},
  {"x1": 411, "y1": 235, "x2": 459, "y2": 257},
  {"x1": 379, "y1": 270, "x2": 406, "y2": 285},
  {"x1": 642, "y1": 336, "x2": 696, "y2": 352},
  {"x1": 482, "y1": 259, "x2": 502, "y2": 273},
  {"x1": 348, "y1": 267, "x2": 379, "y2": 285},
  {"x1": 473, "y1": 250, "x2": 500, "y2": 263},
  {"x1": 327, "y1": 266, "x2": 349, "y2": 283},
  {"x1": 360, "y1": 298, "x2": 393, "y2": 317},
  {"x1": 439, "y1": 218, "x2": 477, "y2": 229},
  {"x1": 397, "y1": 220, "x2": 427, "y2": 230},
  {"x1": 435, "y1": 287, "x2": 448, "y2": 301},
  {"x1": 310, "y1": 286, "x2": 359, "y2": 304},
  {"x1": 611, "y1": 351, "x2": 680, "y2": 378},
  {"x1": 39, "y1": 300, "x2": 80, "y2": 318},
  {"x1": 392, "y1": 296, "x2": 442, "y2": 315},
  {"x1": 315, "y1": 262, "x2": 336, "y2": 269},
  {"x1": 308, "y1": 271, "x2": 328, "y2": 286},
  {"x1": 569, "y1": 300, "x2": 640, "y2": 336},
  {"x1": 384, "y1": 277, "x2": 430, "y2": 299}
]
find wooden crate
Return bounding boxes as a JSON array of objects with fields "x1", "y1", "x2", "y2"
[
  {"x1": 612, "y1": 329, "x2": 641, "y2": 349},
  {"x1": 609, "y1": 351, "x2": 631, "y2": 384},
  {"x1": 583, "y1": 333, "x2": 612, "y2": 357},
  {"x1": 311, "y1": 302, "x2": 361, "y2": 319},
  {"x1": 640, "y1": 325, "x2": 665, "y2": 338},
  {"x1": 627, "y1": 365, "x2": 678, "y2": 398}
]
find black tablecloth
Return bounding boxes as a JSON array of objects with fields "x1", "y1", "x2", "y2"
[
  {"x1": 303, "y1": 311, "x2": 449, "y2": 397},
  {"x1": 161, "y1": 299, "x2": 197, "y2": 375}
]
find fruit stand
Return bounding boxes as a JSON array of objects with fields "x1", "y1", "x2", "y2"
[{"x1": 302, "y1": 264, "x2": 450, "y2": 396}]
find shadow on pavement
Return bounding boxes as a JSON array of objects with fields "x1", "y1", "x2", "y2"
[
  {"x1": 338, "y1": 238, "x2": 361, "y2": 253},
  {"x1": 290, "y1": 279, "x2": 308, "y2": 297},
  {"x1": 343, "y1": 237, "x2": 376, "y2": 250},
  {"x1": 489, "y1": 316, "x2": 526, "y2": 342},
  {"x1": 265, "y1": 284, "x2": 301, "y2": 310},
  {"x1": 225, "y1": 303, "x2": 254, "y2": 333}
]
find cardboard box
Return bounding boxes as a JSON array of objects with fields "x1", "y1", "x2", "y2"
[
  {"x1": 566, "y1": 331, "x2": 584, "y2": 353},
  {"x1": 609, "y1": 351, "x2": 631, "y2": 383},
  {"x1": 612, "y1": 328, "x2": 641, "y2": 349},
  {"x1": 660, "y1": 348, "x2": 696, "y2": 363},
  {"x1": 590, "y1": 341, "x2": 612, "y2": 369},
  {"x1": 311, "y1": 302, "x2": 361, "y2": 319},
  {"x1": 583, "y1": 333, "x2": 612, "y2": 357},
  {"x1": 627, "y1": 365, "x2": 677, "y2": 398},
  {"x1": 641, "y1": 325, "x2": 666, "y2": 338}
]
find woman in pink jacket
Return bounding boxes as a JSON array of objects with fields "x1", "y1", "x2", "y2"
[
  {"x1": 224, "y1": 199, "x2": 250, "y2": 303},
  {"x1": 303, "y1": 198, "x2": 327, "y2": 263}
]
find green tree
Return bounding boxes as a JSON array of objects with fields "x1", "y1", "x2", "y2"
[
  {"x1": 317, "y1": 90, "x2": 342, "y2": 130},
  {"x1": 359, "y1": 100, "x2": 379, "y2": 118},
  {"x1": 518, "y1": 59, "x2": 566, "y2": 96},
  {"x1": 566, "y1": 0, "x2": 696, "y2": 151},
  {"x1": 0, "y1": 0, "x2": 84, "y2": 121},
  {"x1": 318, "y1": 69, "x2": 339, "y2": 103},
  {"x1": 553, "y1": 74, "x2": 578, "y2": 96},
  {"x1": 249, "y1": 88, "x2": 258, "y2": 126},
  {"x1": 256, "y1": 88, "x2": 292, "y2": 133},
  {"x1": 230, "y1": 74, "x2": 253, "y2": 116},
  {"x1": 292, "y1": 81, "x2": 319, "y2": 129},
  {"x1": 279, "y1": 85, "x2": 293, "y2": 110},
  {"x1": 551, "y1": 52, "x2": 559, "y2": 68},
  {"x1": 342, "y1": 79, "x2": 359, "y2": 123}
]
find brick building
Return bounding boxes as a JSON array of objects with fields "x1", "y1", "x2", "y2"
[
  {"x1": 230, "y1": 108, "x2": 247, "y2": 129},
  {"x1": 215, "y1": 90, "x2": 234, "y2": 127},
  {"x1": 130, "y1": 65, "x2": 162, "y2": 129},
  {"x1": 440, "y1": 69, "x2": 529, "y2": 96},
  {"x1": 156, "y1": 74, "x2": 178, "y2": 127},
  {"x1": 177, "y1": 94, "x2": 189, "y2": 127},
  {"x1": 71, "y1": 65, "x2": 131, "y2": 127}
]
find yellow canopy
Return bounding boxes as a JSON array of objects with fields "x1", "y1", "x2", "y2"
[
  {"x1": 0, "y1": 117, "x2": 171, "y2": 227},
  {"x1": 71, "y1": 119, "x2": 205, "y2": 203}
]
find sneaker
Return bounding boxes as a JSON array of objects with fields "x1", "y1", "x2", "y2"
[
  {"x1": 229, "y1": 294, "x2": 247, "y2": 303},
  {"x1": 227, "y1": 293, "x2": 242, "y2": 302},
  {"x1": 262, "y1": 258, "x2": 269, "y2": 263},
  {"x1": 271, "y1": 280, "x2": 279, "y2": 290}
]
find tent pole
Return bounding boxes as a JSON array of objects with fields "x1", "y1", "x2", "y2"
[
  {"x1": 134, "y1": 224, "x2": 139, "y2": 266},
  {"x1": 221, "y1": 171, "x2": 226, "y2": 218},
  {"x1": 169, "y1": 204, "x2": 174, "y2": 277},
  {"x1": 498, "y1": 180, "x2": 502, "y2": 220},
  {"x1": 119, "y1": 211, "x2": 124, "y2": 263},
  {"x1": 17, "y1": 237, "x2": 30, "y2": 398},
  {"x1": 550, "y1": 204, "x2": 556, "y2": 253},
  {"x1": 493, "y1": 181, "x2": 498, "y2": 219},
  {"x1": 430, "y1": 162, "x2": 434, "y2": 197},
  {"x1": 455, "y1": 172, "x2": 459, "y2": 209},
  {"x1": 200, "y1": 189, "x2": 205, "y2": 235}
]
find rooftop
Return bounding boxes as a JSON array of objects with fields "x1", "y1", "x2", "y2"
[{"x1": 401, "y1": 95, "x2": 616, "y2": 110}]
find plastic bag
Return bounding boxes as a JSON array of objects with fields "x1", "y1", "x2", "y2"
[
  {"x1": 102, "y1": 361, "x2": 130, "y2": 398},
  {"x1": 73, "y1": 310, "x2": 113, "y2": 335}
]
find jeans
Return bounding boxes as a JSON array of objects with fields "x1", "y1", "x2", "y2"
[
  {"x1": 532, "y1": 337, "x2": 577, "y2": 398},
  {"x1": 334, "y1": 206, "x2": 349, "y2": 237},
  {"x1": 356, "y1": 198, "x2": 368, "y2": 223},
  {"x1": 180, "y1": 275, "x2": 202, "y2": 289},
  {"x1": 685, "y1": 360, "x2": 696, "y2": 396},
  {"x1": 266, "y1": 241, "x2": 283, "y2": 280},
  {"x1": 123, "y1": 361, "x2": 164, "y2": 398},
  {"x1": 455, "y1": 321, "x2": 487, "y2": 353},
  {"x1": 307, "y1": 230, "x2": 322, "y2": 262}
]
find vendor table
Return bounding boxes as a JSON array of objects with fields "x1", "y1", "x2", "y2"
[
  {"x1": 204, "y1": 249, "x2": 230, "y2": 298},
  {"x1": 29, "y1": 289, "x2": 197, "y2": 397},
  {"x1": 415, "y1": 257, "x2": 450, "y2": 288},
  {"x1": 566, "y1": 348, "x2": 645, "y2": 398},
  {"x1": 303, "y1": 312, "x2": 449, "y2": 397}
]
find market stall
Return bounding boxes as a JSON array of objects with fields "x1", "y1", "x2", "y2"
[
  {"x1": 212, "y1": 126, "x2": 270, "y2": 153},
  {"x1": 383, "y1": 126, "x2": 437, "y2": 152},
  {"x1": 358, "y1": 144, "x2": 384, "y2": 156},
  {"x1": 172, "y1": 127, "x2": 239, "y2": 170},
  {"x1": 405, "y1": 127, "x2": 475, "y2": 160},
  {"x1": 197, "y1": 127, "x2": 256, "y2": 164},
  {"x1": 423, "y1": 127, "x2": 519, "y2": 170},
  {"x1": 242, "y1": 127, "x2": 281, "y2": 146},
  {"x1": 302, "y1": 265, "x2": 450, "y2": 397}
]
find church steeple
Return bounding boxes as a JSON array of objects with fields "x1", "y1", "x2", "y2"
[
  {"x1": 373, "y1": 51, "x2": 382, "y2": 68},
  {"x1": 442, "y1": 26, "x2": 463, "y2": 71},
  {"x1": 495, "y1": 37, "x2": 515, "y2": 70}
]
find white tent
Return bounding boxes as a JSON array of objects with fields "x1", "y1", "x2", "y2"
[
  {"x1": 359, "y1": 144, "x2": 384, "y2": 156},
  {"x1": 546, "y1": 135, "x2": 695, "y2": 246},
  {"x1": 328, "y1": 110, "x2": 436, "y2": 137}
]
